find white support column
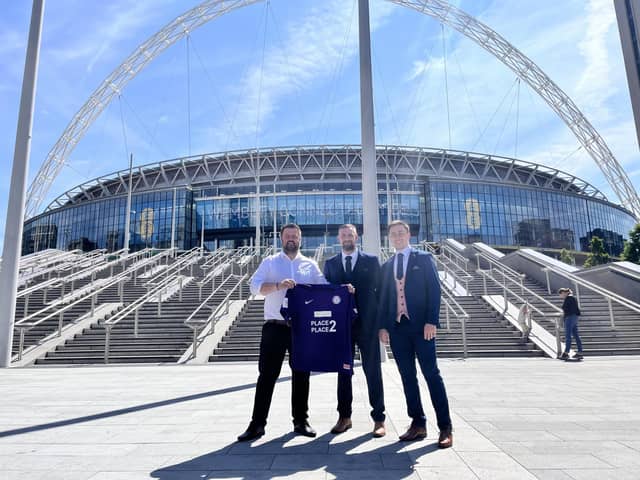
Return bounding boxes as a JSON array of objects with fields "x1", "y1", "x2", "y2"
[
  {"x1": 358, "y1": 0, "x2": 381, "y2": 257},
  {"x1": 0, "y1": 0, "x2": 45, "y2": 368},
  {"x1": 254, "y1": 154, "x2": 261, "y2": 252},
  {"x1": 170, "y1": 188, "x2": 177, "y2": 251},
  {"x1": 123, "y1": 154, "x2": 133, "y2": 253}
]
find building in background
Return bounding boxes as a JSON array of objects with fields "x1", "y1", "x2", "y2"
[{"x1": 21, "y1": 145, "x2": 636, "y2": 257}]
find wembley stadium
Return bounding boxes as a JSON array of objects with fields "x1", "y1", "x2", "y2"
[{"x1": 21, "y1": 145, "x2": 636, "y2": 256}]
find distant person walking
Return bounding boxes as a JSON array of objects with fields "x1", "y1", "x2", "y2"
[{"x1": 558, "y1": 288, "x2": 584, "y2": 360}]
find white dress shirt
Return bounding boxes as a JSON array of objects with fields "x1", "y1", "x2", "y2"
[
  {"x1": 341, "y1": 249, "x2": 359, "y2": 272},
  {"x1": 250, "y1": 251, "x2": 327, "y2": 320},
  {"x1": 393, "y1": 246, "x2": 412, "y2": 279}
]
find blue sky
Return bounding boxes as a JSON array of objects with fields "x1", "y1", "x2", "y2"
[{"x1": 1, "y1": 0, "x2": 639, "y2": 251}]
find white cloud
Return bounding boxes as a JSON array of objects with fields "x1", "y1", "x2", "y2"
[
  {"x1": 575, "y1": 0, "x2": 620, "y2": 121},
  {"x1": 219, "y1": 0, "x2": 396, "y2": 146}
]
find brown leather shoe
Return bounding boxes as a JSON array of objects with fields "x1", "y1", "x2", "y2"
[
  {"x1": 438, "y1": 427, "x2": 453, "y2": 449},
  {"x1": 372, "y1": 421, "x2": 386, "y2": 438},
  {"x1": 330, "y1": 417, "x2": 352, "y2": 434},
  {"x1": 399, "y1": 425, "x2": 427, "y2": 442}
]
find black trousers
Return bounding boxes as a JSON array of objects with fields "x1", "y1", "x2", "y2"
[
  {"x1": 250, "y1": 322, "x2": 310, "y2": 427},
  {"x1": 337, "y1": 327, "x2": 385, "y2": 422}
]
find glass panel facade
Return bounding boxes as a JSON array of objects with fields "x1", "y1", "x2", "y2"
[
  {"x1": 23, "y1": 181, "x2": 636, "y2": 256},
  {"x1": 429, "y1": 182, "x2": 635, "y2": 255}
]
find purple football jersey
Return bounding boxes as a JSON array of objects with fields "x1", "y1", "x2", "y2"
[{"x1": 281, "y1": 284, "x2": 356, "y2": 373}]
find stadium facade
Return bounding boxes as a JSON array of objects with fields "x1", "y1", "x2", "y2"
[{"x1": 22, "y1": 145, "x2": 637, "y2": 256}]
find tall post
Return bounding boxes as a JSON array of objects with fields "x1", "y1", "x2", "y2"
[
  {"x1": 358, "y1": 0, "x2": 381, "y2": 256},
  {"x1": 272, "y1": 182, "x2": 277, "y2": 250},
  {"x1": 0, "y1": 0, "x2": 45, "y2": 368},
  {"x1": 123, "y1": 154, "x2": 133, "y2": 253},
  {"x1": 170, "y1": 188, "x2": 177, "y2": 251},
  {"x1": 254, "y1": 154, "x2": 261, "y2": 252}
]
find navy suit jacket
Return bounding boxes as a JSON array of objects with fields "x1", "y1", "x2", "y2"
[
  {"x1": 323, "y1": 251, "x2": 381, "y2": 334},
  {"x1": 376, "y1": 249, "x2": 441, "y2": 332}
]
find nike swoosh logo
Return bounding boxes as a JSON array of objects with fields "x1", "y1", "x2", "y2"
[{"x1": 304, "y1": 299, "x2": 314, "y2": 305}]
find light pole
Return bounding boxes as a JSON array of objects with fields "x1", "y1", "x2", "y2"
[{"x1": 358, "y1": 0, "x2": 381, "y2": 256}]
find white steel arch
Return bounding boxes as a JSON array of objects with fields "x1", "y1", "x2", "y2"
[
  {"x1": 387, "y1": 0, "x2": 640, "y2": 219},
  {"x1": 26, "y1": 0, "x2": 640, "y2": 220},
  {"x1": 25, "y1": 0, "x2": 260, "y2": 219}
]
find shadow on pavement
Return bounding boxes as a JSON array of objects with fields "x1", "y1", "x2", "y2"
[{"x1": 151, "y1": 432, "x2": 439, "y2": 479}]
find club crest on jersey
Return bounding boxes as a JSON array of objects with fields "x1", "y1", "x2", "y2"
[{"x1": 332, "y1": 295, "x2": 342, "y2": 305}]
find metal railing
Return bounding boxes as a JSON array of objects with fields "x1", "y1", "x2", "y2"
[
  {"x1": 422, "y1": 243, "x2": 473, "y2": 294},
  {"x1": 102, "y1": 266, "x2": 191, "y2": 364},
  {"x1": 13, "y1": 271, "x2": 131, "y2": 361},
  {"x1": 473, "y1": 251, "x2": 526, "y2": 296},
  {"x1": 536, "y1": 263, "x2": 640, "y2": 329},
  {"x1": 441, "y1": 244, "x2": 472, "y2": 272},
  {"x1": 185, "y1": 273, "x2": 248, "y2": 358},
  {"x1": 477, "y1": 267, "x2": 564, "y2": 355},
  {"x1": 440, "y1": 287, "x2": 469, "y2": 358},
  {"x1": 141, "y1": 247, "x2": 197, "y2": 285},
  {"x1": 314, "y1": 243, "x2": 326, "y2": 263}
]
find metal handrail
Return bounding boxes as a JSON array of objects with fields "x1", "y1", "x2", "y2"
[
  {"x1": 185, "y1": 273, "x2": 248, "y2": 358},
  {"x1": 18, "y1": 250, "x2": 84, "y2": 286},
  {"x1": 441, "y1": 245, "x2": 471, "y2": 271},
  {"x1": 143, "y1": 247, "x2": 199, "y2": 285},
  {"x1": 440, "y1": 287, "x2": 469, "y2": 358},
  {"x1": 13, "y1": 272, "x2": 130, "y2": 361},
  {"x1": 538, "y1": 265, "x2": 640, "y2": 329},
  {"x1": 474, "y1": 250, "x2": 523, "y2": 280},
  {"x1": 313, "y1": 243, "x2": 325, "y2": 263},
  {"x1": 478, "y1": 268, "x2": 564, "y2": 355},
  {"x1": 103, "y1": 267, "x2": 191, "y2": 363}
]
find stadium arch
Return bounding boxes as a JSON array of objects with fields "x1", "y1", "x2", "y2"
[{"x1": 25, "y1": 0, "x2": 640, "y2": 220}]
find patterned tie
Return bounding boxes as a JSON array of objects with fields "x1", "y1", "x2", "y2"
[
  {"x1": 345, "y1": 255, "x2": 352, "y2": 278},
  {"x1": 396, "y1": 253, "x2": 404, "y2": 280}
]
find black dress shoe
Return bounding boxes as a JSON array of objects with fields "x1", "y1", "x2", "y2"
[
  {"x1": 330, "y1": 417, "x2": 352, "y2": 434},
  {"x1": 293, "y1": 421, "x2": 317, "y2": 437},
  {"x1": 237, "y1": 423, "x2": 265, "y2": 442},
  {"x1": 399, "y1": 424, "x2": 427, "y2": 442},
  {"x1": 438, "y1": 426, "x2": 453, "y2": 449}
]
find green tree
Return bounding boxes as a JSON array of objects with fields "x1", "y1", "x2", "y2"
[
  {"x1": 584, "y1": 236, "x2": 610, "y2": 268},
  {"x1": 622, "y1": 223, "x2": 640, "y2": 264},
  {"x1": 559, "y1": 248, "x2": 574, "y2": 265}
]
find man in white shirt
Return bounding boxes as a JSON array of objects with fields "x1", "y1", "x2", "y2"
[{"x1": 237, "y1": 223, "x2": 327, "y2": 442}]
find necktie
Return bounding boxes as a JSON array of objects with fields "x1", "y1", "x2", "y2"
[
  {"x1": 345, "y1": 256, "x2": 352, "y2": 276},
  {"x1": 396, "y1": 253, "x2": 404, "y2": 280}
]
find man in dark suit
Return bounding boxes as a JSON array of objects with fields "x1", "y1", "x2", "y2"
[
  {"x1": 377, "y1": 220, "x2": 453, "y2": 448},
  {"x1": 323, "y1": 224, "x2": 386, "y2": 437}
]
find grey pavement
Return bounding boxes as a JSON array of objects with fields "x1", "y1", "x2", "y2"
[{"x1": 2, "y1": 356, "x2": 640, "y2": 479}]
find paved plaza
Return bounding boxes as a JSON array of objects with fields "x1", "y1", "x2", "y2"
[{"x1": 2, "y1": 356, "x2": 640, "y2": 479}]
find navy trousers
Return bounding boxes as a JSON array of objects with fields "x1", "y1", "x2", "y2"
[
  {"x1": 389, "y1": 319, "x2": 451, "y2": 430},
  {"x1": 337, "y1": 326, "x2": 386, "y2": 422}
]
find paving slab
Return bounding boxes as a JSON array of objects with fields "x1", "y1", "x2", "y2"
[{"x1": 1, "y1": 356, "x2": 640, "y2": 479}]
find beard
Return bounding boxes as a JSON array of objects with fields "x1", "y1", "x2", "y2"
[
  {"x1": 341, "y1": 241, "x2": 355, "y2": 253},
  {"x1": 283, "y1": 240, "x2": 299, "y2": 254}
]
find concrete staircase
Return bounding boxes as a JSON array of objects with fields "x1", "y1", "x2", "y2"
[
  {"x1": 35, "y1": 258, "x2": 252, "y2": 365},
  {"x1": 210, "y1": 289, "x2": 544, "y2": 362}
]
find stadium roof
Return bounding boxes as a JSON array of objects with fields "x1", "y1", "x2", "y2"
[{"x1": 44, "y1": 145, "x2": 610, "y2": 213}]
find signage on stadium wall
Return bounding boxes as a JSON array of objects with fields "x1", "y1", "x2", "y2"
[
  {"x1": 139, "y1": 208, "x2": 155, "y2": 239},
  {"x1": 465, "y1": 198, "x2": 481, "y2": 230}
]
